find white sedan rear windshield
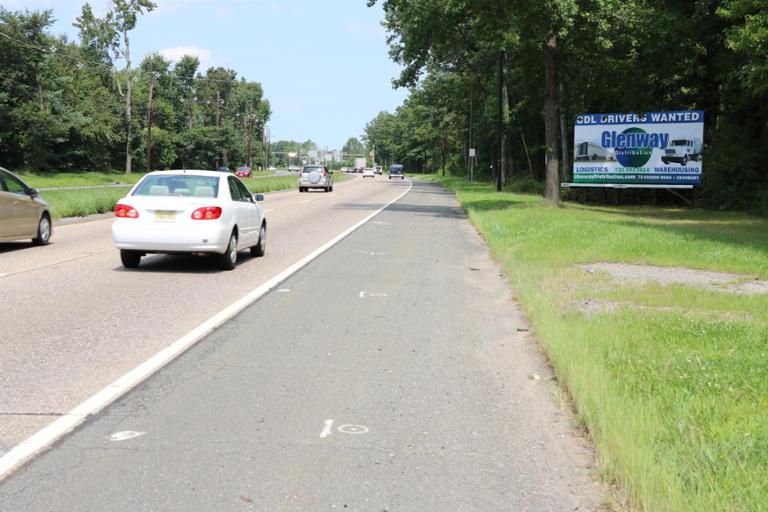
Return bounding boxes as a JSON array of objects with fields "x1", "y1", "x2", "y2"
[
  {"x1": 303, "y1": 167, "x2": 322, "y2": 173},
  {"x1": 133, "y1": 175, "x2": 219, "y2": 198}
]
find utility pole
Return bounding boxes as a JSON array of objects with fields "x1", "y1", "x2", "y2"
[
  {"x1": 146, "y1": 72, "x2": 158, "y2": 173},
  {"x1": 213, "y1": 92, "x2": 223, "y2": 170},
  {"x1": 441, "y1": 128, "x2": 446, "y2": 177},
  {"x1": 497, "y1": 50, "x2": 505, "y2": 192},
  {"x1": 246, "y1": 112, "x2": 255, "y2": 168},
  {"x1": 266, "y1": 126, "x2": 271, "y2": 168},
  {"x1": 215, "y1": 91, "x2": 222, "y2": 127},
  {"x1": 468, "y1": 88, "x2": 473, "y2": 182}
]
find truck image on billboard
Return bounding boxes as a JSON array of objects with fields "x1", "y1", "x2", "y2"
[{"x1": 573, "y1": 110, "x2": 704, "y2": 186}]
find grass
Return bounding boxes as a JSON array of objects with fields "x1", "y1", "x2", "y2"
[
  {"x1": 244, "y1": 175, "x2": 298, "y2": 193},
  {"x1": 35, "y1": 172, "x2": 348, "y2": 219},
  {"x1": 44, "y1": 187, "x2": 133, "y2": 219},
  {"x1": 423, "y1": 176, "x2": 768, "y2": 511},
  {"x1": 18, "y1": 171, "x2": 144, "y2": 188}
]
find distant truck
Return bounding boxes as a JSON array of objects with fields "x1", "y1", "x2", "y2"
[
  {"x1": 662, "y1": 138, "x2": 702, "y2": 166},
  {"x1": 354, "y1": 157, "x2": 367, "y2": 172}
]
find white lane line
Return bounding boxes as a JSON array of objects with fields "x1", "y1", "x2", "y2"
[
  {"x1": 264, "y1": 209, "x2": 274, "y2": 213},
  {"x1": 0, "y1": 273, "x2": 7, "y2": 278},
  {"x1": 276, "y1": 288, "x2": 291, "y2": 293},
  {"x1": 299, "y1": 199, "x2": 311, "y2": 204},
  {"x1": 109, "y1": 431, "x2": 146, "y2": 442},
  {"x1": 368, "y1": 293, "x2": 387, "y2": 298},
  {"x1": 320, "y1": 419, "x2": 334, "y2": 438},
  {"x1": 0, "y1": 179, "x2": 413, "y2": 483},
  {"x1": 359, "y1": 291, "x2": 365, "y2": 298}
]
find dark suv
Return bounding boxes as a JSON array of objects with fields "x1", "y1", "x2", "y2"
[{"x1": 389, "y1": 164, "x2": 404, "y2": 180}]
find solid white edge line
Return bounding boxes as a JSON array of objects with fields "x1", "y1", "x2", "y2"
[{"x1": 0, "y1": 179, "x2": 413, "y2": 483}]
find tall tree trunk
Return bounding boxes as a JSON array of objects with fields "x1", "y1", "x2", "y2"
[
  {"x1": 544, "y1": 31, "x2": 560, "y2": 204},
  {"x1": 559, "y1": 81, "x2": 569, "y2": 183},
  {"x1": 124, "y1": 30, "x2": 132, "y2": 175}
]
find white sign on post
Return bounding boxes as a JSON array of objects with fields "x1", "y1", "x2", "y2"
[{"x1": 469, "y1": 148, "x2": 476, "y2": 157}]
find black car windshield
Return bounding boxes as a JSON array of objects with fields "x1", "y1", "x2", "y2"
[
  {"x1": 303, "y1": 167, "x2": 322, "y2": 173},
  {"x1": 133, "y1": 175, "x2": 219, "y2": 197}
]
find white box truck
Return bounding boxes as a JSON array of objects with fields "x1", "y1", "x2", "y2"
[
  {"x1": 354, "y1": 157, "x2": 367, "y2": 173},
  {"x1": 662, "y1": 138, "x2": 702, "y2": 166}
]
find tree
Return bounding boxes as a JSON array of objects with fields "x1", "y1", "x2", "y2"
[
  {"x1": 342, "y1": 137, "x2": 367, "y2": 159},
  {"x1": 76, "y1": 0, "x2": 156, "y2": 174}
]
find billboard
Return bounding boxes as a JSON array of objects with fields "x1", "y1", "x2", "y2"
[{"x1": 573, "y1": 111, "x2": 704, "y2": 186}]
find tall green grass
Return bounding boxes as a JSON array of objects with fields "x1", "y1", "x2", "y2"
[
  {"x1": 426, "y1": 176, "x2": 768, "y2": 511},
  {"x1": 18, "y1": 172, "x2": 145, "y2": 188},
  {"x1": 44, "y1": 187, "x2": 132, "y2": 219}
]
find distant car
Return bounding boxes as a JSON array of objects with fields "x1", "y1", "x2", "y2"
[
  {"x1": 288, "y1": 166, "x2": 301, "y2": 173},
  {"x1": 374, "y1": 166, "x2": 383, "y2": 175},
  {"x1": 235, "y1": 166, "x2": 252, "y2": 178},
  {"x1": 268, "y1": 165, "x2": 277, "y2": 171},
  {"x1": 111, "y1": 170, "x2": 267, "y2": 270},
  {"x1": 389, "y1": 164, "x2": 405, "y2": 180},
  {"x1": 217, "y1": 166, "x2": 232, "y2": 173},
  {"x1": 298, "y1": 165, "x2": 333, "y2": 192},
  {"x1": 362, "y1": 168, "x2": 375, "y2": 178},
  {"x1": 0, "y1": 167, "x2": 52, "y2": 245}
]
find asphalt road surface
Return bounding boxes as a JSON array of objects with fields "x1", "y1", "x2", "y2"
[
  {"x1": 0, "y1": 178, "x2": 600, "y2": 510},
  {"x1": 0, "y1": 174, "x2": 404, "y2": 451}
]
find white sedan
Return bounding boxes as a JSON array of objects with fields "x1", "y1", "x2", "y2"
[{"x1": 111, "y1": 170, "x2": 267, "y2": 270}]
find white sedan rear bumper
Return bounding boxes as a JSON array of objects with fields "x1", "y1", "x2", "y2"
[{"x1": 112, "y1": 221, "x2": 232, "y2": 254}]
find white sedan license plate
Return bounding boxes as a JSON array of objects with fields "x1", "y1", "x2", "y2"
[{"x1": 154, "y1": 210, "x2": 176, "y2": 222}]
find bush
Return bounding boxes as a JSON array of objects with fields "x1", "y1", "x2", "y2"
[{"x1": 505, "y1": 176, "x2": 544, "y2": 194}]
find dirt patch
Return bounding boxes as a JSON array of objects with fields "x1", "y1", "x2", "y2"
[
  {"x1": 570, "y1": 299, "x2": 754, "y2": 321},
  {"x1": 579, "y1": 262, "x2": 768, "y2": 295}
]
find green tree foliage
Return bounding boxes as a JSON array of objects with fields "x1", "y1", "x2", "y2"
[
  {"x1": 367, "y1": 0, "x2": 768, "y2": 212},
  {"x1": 341, "y1": 137, "x2": 367, "y2": 159},
  {"x1": 0, "y1": 5, "x2": 271, "y2": 174}
]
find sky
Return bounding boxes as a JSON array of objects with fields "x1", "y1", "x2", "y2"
[{"x1": 3, "y1": 0, "x2": 409, "y2": 151}]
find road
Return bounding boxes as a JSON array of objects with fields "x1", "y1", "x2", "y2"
[
  {"x1": 0, "y1": 174, "x2": 404, "y2": 451},
  {"x1": 0, "y1": 177, "x2": 600, "y2": 510}
]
